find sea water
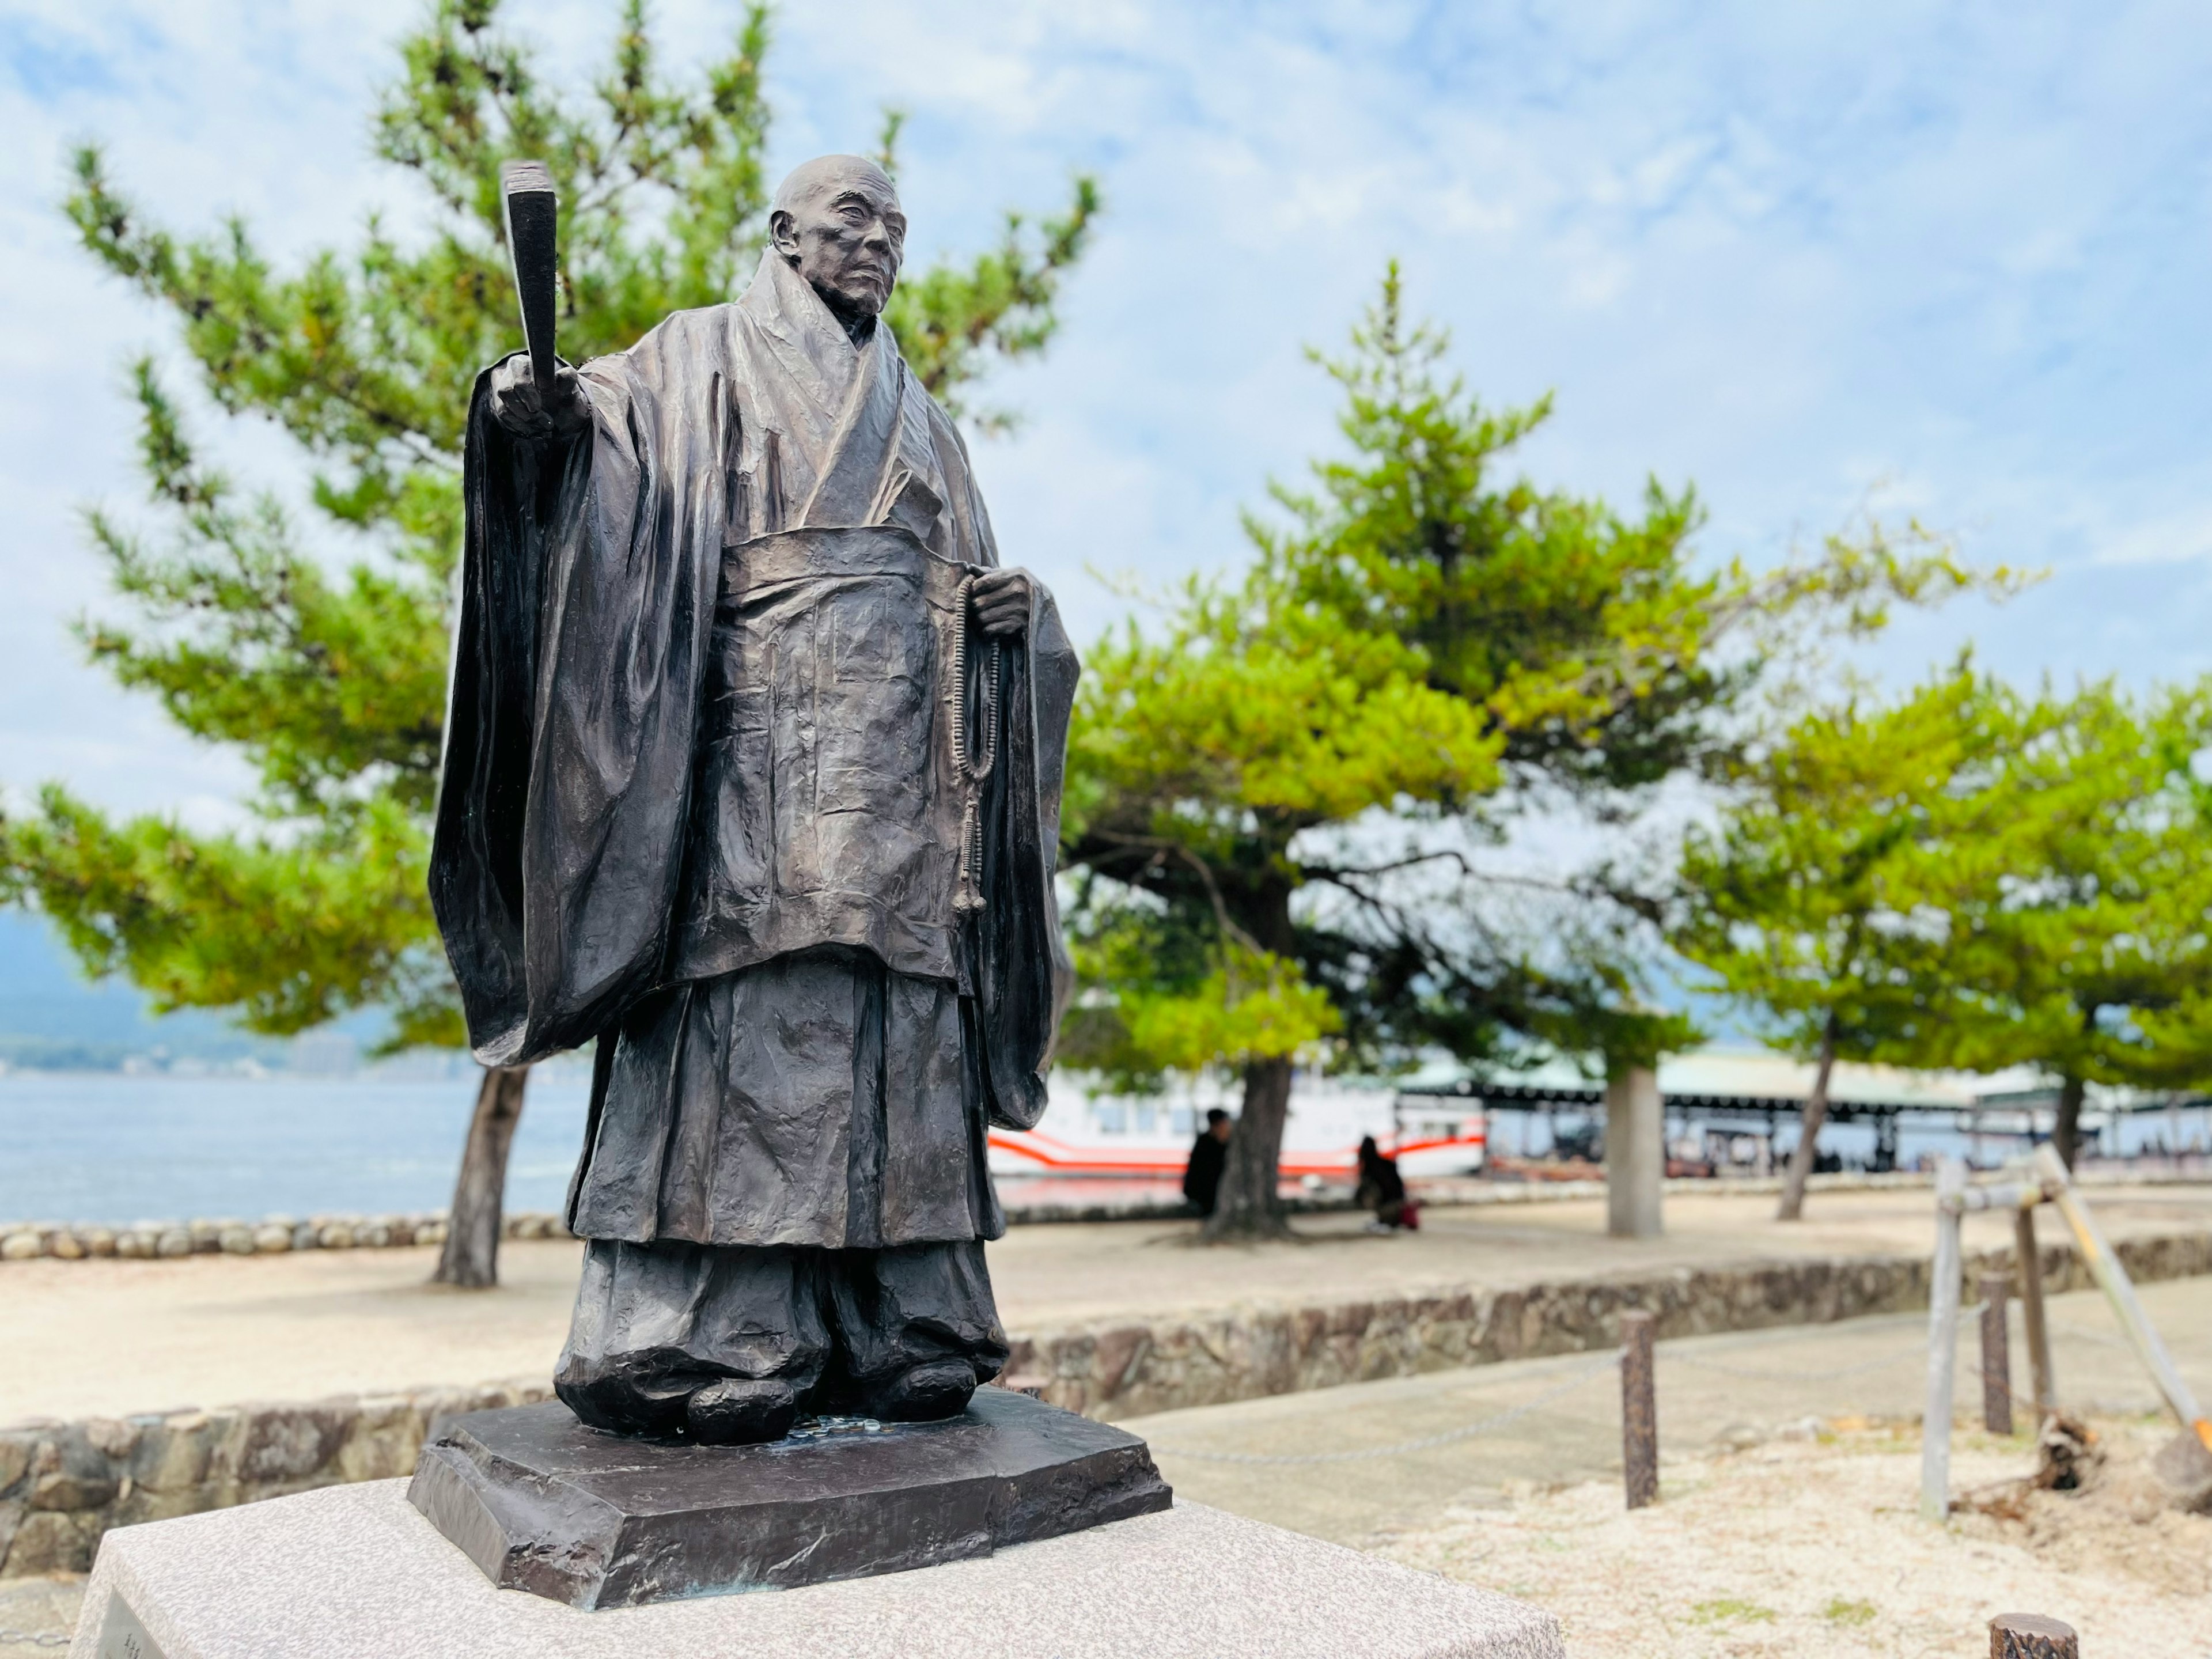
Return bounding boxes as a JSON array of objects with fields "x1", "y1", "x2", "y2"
[
  {"x1": 0, "y1": 1071, "x2": 2200, "y2": 1227},
  {"x1": 0, "y1": 1071, "x2": 593, "y2": 1226}
]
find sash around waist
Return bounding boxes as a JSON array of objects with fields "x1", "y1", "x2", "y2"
[
  {"x1": 671, "y1": 524, "x2": 988, "y2": 988},
  {"x1": 717, "y1": 523, "x2": 969, "y2": 610}
]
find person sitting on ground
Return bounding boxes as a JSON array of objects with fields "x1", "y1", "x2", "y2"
[
  {"x1": 1183, "y1": 1108, "x2": 1233, "y2": 1216},
  {"x1": 1355, "y1": 1135, "x2": 1419, "y2": 1232}
]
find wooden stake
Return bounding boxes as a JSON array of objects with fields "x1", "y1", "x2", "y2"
[
  {"x1": 2014, "y1": 1205, "x2": 2054, "y2": 1422},
  {"x1": 1921, "y1": 1158, "x2": 1965, "y2": 1521},
  {"x1": 1619, "y1": 1309, "x2": 1658, "y2": 1509},
  {"x1": 2036, "y1": 1143, "x2": 2212, "y2": 1452},
  {"x1": 1989, "y1": 1611, "x2": 2078, "y2": 1658},
  {"x1": 1980, "y1": 1272, "x2": 2013, "y2": 1435}
]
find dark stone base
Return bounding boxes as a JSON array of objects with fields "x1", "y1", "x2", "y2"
[{"x1": 406, "y1": 1388, "x2": 1172, "y2": 1609}]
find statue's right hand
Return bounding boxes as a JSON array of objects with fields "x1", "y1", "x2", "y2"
[{"x1": 488, "y1": 355, "x2": 588, "y2": 440}]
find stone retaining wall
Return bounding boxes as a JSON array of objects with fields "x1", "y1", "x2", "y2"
[
  {"x1": 0, "y1": 1381, "x2": 553, "y2": 1577},
  {"x1": 7, "y1": 1228, "x2": 2207, "y2": 1578},
  {"x1": 1005, "y1": 1230, "x2": 2212, "y2": 1419}
]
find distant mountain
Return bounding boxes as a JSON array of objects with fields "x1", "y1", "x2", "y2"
[{"x1": 0, "y1": 912, "x2": 302, "y2": 1069}]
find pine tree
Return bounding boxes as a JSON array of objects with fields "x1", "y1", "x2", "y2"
[
  {"x1": 1918, "y1": 680, "x2": 2212, "y2": 1166},
  {"x1": 1, "y1": 0, "x2": 1097, "y2": 1283},
  {"x1": 1062, "y1": 268, "x2": 1988, "y2": 1238},
  {"x1": 1679, "y1": 671, "x2": 2212, "y2": 1182},
  {"x1": 1674, "y1": 662, "x2": 2017, "y2": 1214}
]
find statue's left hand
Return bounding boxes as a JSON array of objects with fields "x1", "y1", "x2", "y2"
[{"x1": 971, "y1": 568, "x2": 1032, "y2": 638}]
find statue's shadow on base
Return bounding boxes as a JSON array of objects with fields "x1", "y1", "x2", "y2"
[{"x1": 408, "y1": 1388, "x2": 1172, "y2": 1609}]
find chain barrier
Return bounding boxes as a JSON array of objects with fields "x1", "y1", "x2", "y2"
[
  {"x1": 1665, "y1": 1301, "x2": 1993, "y2": 1386},
  {"x1": 1145, "y1": 1350, "x2": 1621, "y2": 1466},
  {"x1": 1959, "y1": 1356, "x2": 2055, "y2": 1418},
  {"x1": 1149, "y1": 1301, "x2": 2033, "y2": 1467},
  {"x1": 2050, "y1": 1320, "x2": 2142, "y2": 1354},
  {"x1": 1665, "y1": 1343, "x2": 1925, "y2": 1384}
]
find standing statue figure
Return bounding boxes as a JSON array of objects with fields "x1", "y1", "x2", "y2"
[{"x1": 430, "y1": 156, "x2": 1078, "y2": 1448}]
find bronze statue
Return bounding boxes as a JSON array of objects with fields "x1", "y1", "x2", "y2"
[{"x1": 430, "y1": 155, "x2": 1078, "y2": 1448}]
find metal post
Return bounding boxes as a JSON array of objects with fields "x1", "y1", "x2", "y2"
[
  {"x1": 1979, "y1": 1272, "x2": 2013, "y2": 1435},
  {"x1": 1921, "y1": 1157, "x2": 1965, "y2": 1521},
  {"x1": 1989, "y1": 1612, "x2": 2078, "y2": 1658},
  {"x1": 2013, "y1": 1205, "x2": 2054, "y2": 1421},
  {"x1": 1619, "y1": 1309, "x2": 1657, "y2": 1509}
]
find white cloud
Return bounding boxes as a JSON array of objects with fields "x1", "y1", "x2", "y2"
[
  {"x1": 5, "y1": 0, "x2": 2212, "y2": 820},
  {"x1": 2087, "y1": 504, "x2": 2212, "y2": 569}
]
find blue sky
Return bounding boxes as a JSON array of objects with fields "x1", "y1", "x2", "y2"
[{"x1": 4, "y1": 0, "x2": 2211, "y2": 838}]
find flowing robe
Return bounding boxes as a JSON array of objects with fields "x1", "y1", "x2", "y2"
[{"x1": 430, "y1": 251, "x2": 1077, "y2": 1254}]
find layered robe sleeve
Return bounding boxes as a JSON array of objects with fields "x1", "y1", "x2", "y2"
[
  {"x1": 973, "y1": 582, "x2": 1078, "y2": 1130},
  {"x1": 432, "y1": 316, "x2": 734, "y2": 1069}
]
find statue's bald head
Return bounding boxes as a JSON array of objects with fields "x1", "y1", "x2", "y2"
[
  {"x1": 769, "y1": 156, "x2": 907, "y2": 330},
  {"x1": 773, "y1": 155, "x2": 898, "y2": 219}
]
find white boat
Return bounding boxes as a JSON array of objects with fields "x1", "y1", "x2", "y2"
[{"x1": 988, "y1": 1075, "x2": 1488, "y2": 1185}]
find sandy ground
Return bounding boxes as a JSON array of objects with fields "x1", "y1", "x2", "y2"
[
  {"x1": 4, "y1": 1184, "x2": 2207, "y2": 1423},
  {"x1": 1382, "y1": 1420, "x2": 2212, "y2": 1658},
  {"x1": 1121, "y1": 1275, "x2": 2212, "y2": 1656},
  {"x1": 1124, "y1": 1276, "x2": 2212, "y2": 1550}
]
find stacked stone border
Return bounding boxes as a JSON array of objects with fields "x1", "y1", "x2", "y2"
[
  {"x1": 6, "y1": 1228, "x2": 2206, "y2": 1577},
  {"x1": 0, "y1": 1211, "x2": 572, "y2": 1262},
  {"x1": 7, "y1": 1169, "x2": 2202, "y2": 1259}
]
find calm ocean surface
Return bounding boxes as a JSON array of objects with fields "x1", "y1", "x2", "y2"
[
  {"x1": 0, "y1": 1071, "x2": 594, "y2": 1225},
  {"x1": 3, "y1": 1073, "x2": 2201, "y2": 1226}
]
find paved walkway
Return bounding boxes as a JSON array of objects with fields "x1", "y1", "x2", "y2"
[
  {"x1": 2, "y1": 1185, "x2": 2206, "y2": 1424},
  {"x1": 1121, "y1": 1275, "x2": 2212, "y2": 1550}
]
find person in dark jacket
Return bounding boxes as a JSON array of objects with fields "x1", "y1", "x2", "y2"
[
  {"x1": 1355, "y1": 1135, "x2": 1419, "y2": 1230},
  {"x1": 1183, "y1": 1109, "x2": 1233, "y2": 1215}
]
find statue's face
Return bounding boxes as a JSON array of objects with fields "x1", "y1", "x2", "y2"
[{"x1": 771, "y1": 167, "x2": 907, "y2": 321}]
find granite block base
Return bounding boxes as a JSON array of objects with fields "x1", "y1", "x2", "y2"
[
  {"x1": 406, "y1": 1388, "x2": 1171, "y2": 1607},
  {"x1": 68, "y1": 1479, "x2": 1565, "y2": 1659}
]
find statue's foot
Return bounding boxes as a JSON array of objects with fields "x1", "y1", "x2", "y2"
[
  {"x1": 873, "y1": 1359, "x2": 978, "y2": 1423},
  {"x1": 686, "y1": 1377, "x2": 799, "y2": 1445}
]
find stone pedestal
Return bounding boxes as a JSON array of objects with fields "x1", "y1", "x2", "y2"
[
  {"x1": 408, "y1": 1390, "x2": 1169, "y2": 1607},
  {"x1": 69, "y1": 1479, "x2": 1565, "y2": 1659}
]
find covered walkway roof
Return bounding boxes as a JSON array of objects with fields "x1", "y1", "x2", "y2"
[{"x1": 1397, "y1": 1047, "x2": 2194, "y2": 1119}]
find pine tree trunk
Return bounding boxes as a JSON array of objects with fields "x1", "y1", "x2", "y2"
[
  {"x1": 2052, "y1": 1071, "x2": 2085, "y2": 1172},
  {"x1": 1199, "y1": 876, "x2": 1300, "y2": 1244},
  {"x1": 1776, "y1": 1018, "x2": 1838, "y2": 1222},
  {"x1": 1202, "y1": 1054, "x2": 1296, "y2": 1241},
  {"x1": 433, "y1": 1064, "x2": 530, "y2": 1289}
]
